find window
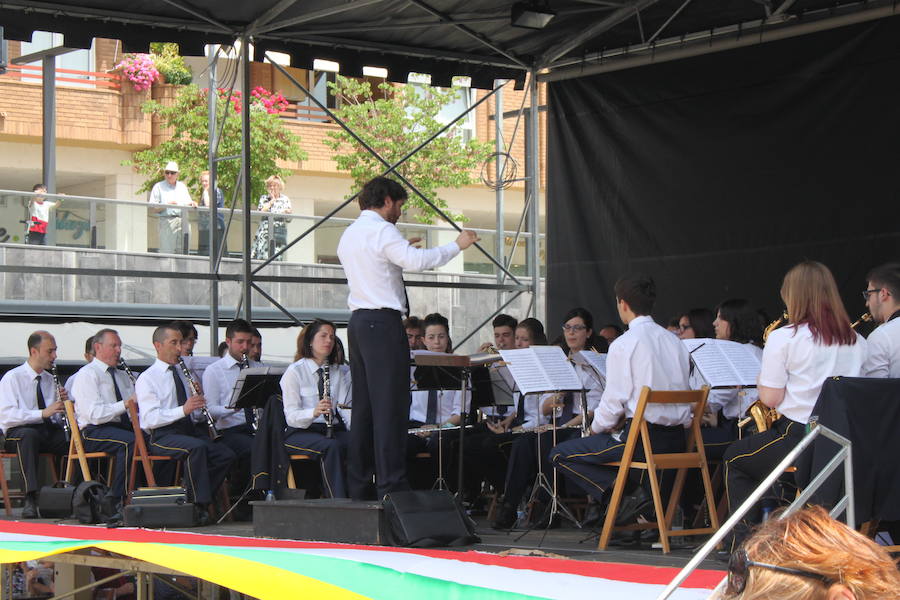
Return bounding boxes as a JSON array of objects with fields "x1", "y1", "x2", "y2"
[
  {"x1": 21, "y1": 32, "x2": 94, "y2": 87},
  {"x1": 408, "y1": 74, "x2": 476, "y2": 143}
]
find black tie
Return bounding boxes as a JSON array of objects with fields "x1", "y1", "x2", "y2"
[
  {"x1": 559, "y1": 392, "x2": 575, "y2": 423},
  {"x1": 170, "y1": 365, "x2": 188, "y2": 406},
  {"x1": 426, "y1": 389, "x2": 438, "y2": 425},
  {"x1": 512, "y1": 392, "x2": 526, "y2": 427},
  {"x1": 108, "y1": 367, "x2": 131, "y2": 428},
  {"x1": 35, "y1": 375, "x2": 46, "y2": 410}
]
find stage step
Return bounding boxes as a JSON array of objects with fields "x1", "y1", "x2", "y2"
[{"x1": 252, "y1": 498, "x2": 386, "y2": 544}]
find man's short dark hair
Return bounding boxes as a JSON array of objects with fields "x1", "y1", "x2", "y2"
[
  {"x1": 614, "y1": 274, "x2": 656, "y2": 316},
  {"x1": 251, "y1": 328, "x2": 262, "y2": 339},
  {"x1": 32, "y1": 183, "x2": 46, "y2": 193},
  {"x1": 358, "y1": 177, "x2": 408, "y2": 210},
  {"x1": 92, "y1": 328, "x2": 118, "y2": 352},
  {"x1": 492, "y1": 314, "x2": 518, "y2": 330},
  {"x1": 172, "y1": 320, "x2": 197, "y2": 339},
  {"x1": 225, "y1": 318, "x2": 255, "y2": 339},
  {"x1": 867, "y1": 262, "x2": 900, "y2": 299},
  {"x1": 403, "y1": 316, "x2": 423, "y2": 331},
  {"x1": 601, "y1": 323, "x2": 623, "y2": 335},
  {"x1": 27, "y1": 331, "x2": 48, "y2": 352},
  {"x1": 153, "y1": 324, "x2": 180, "y2": 345}
]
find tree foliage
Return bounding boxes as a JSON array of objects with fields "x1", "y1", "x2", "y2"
[
  {"x1": 323, "y1": 75, "x2": 492, "y2": 223},
  {"x1": 125, "y1": 84, "x2": 305, "y2": 203}
]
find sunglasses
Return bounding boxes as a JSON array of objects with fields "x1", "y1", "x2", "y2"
[
  {"x1": 164, "y1": 170, "x2": 177, "y2": 175},
  {"x1": 727, "y1": 548, "x2": 834, "y2": 595}
]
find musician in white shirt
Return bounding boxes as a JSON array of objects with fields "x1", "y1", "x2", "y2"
[
  {"x1": 71, "y1": 329, "x2": 136, "y2": 511},
  {"x1": 336, "y1": 176, "x2": 477, "y2": 501},
  {"x1": 0, "y1": 331, "x2": 68, "y2": 518},
  {"x1": 136, "y1": 324, "x2": 235, "y2": 515},
  {"x1": 724, "y1": 262, "x2": 866, "y2": 530},
  {"x1": 862, "y1": 262, "x2": 900, "y2": 377},
  {"x1": 493, "y1": 309, "x2": 603, "y2": 529},
  {"x1": 280, "y1": 320, "x2": 352, "y2": 498},
  {"x1": 550, "y1": 276, "x2": 691, "y2": 525}
]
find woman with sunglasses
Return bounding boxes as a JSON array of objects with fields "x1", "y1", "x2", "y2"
[
  {"x1": 718, "y1": 506, "x2": 899, "y2": 599},
  {"x1": 723, "y1": 262, "x2": 867, "y2": 533}
]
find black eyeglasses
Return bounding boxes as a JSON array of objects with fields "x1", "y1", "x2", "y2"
[
  {"x1": 862, "y1": 288, "x2": 882, "y2": 300},
  {"x1": 727, "y1": 549, "x2": 834, "y2": 595},
  {"x1": 562, "y1": 324, "x2": 587, "y2": 332},
  {"x1": 164, "y1": 170, "x2": 177, "y2": 175}
]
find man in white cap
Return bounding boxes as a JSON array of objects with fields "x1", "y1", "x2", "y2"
[{"x1": 149, "y1": 161, "x2": 196, "y2": 254}]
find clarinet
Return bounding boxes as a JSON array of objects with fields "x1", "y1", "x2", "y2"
[
  {"x1": 322, "y1": 361, "x2": 333, "y2": 439},
  {"x1": 49, "y1": 364, "x2": 71, "y2": 442},
  {"x1": 118, "y1": 357, "x2": 137, "y2": 385},
  {"x1": 177, "y1": 357, "x2": 221, "y2": 439}
]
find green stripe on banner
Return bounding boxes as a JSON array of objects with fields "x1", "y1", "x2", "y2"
[{"x1": 177, "y1": 544, "x2": 547, "y2": 600}]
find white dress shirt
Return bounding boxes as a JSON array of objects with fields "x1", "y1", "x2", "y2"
[
  {"x1": 862, "y1": 317, "x2": 900, "y2": 378},
  {"x1": 71, "y1": 358, "x2": 134, "y2": 428},
  {"x1": 0, "y1": 363, "x2": 56, "y2": 433},
  {"x1": 202, "y1": 353, "x2": 262, "y2": 430},
  {"x1": 280, "y1": 358, "x2": 352, "y2": 430},
  {"x1": 759, "y1": 324, "x2": 867, "y2": 424},
  {"x1": 592, "y1": 316, "x2": 692, "y2": 433},
  {"x1": 135, "y1": 359, "x2": 197, "y2": 431},
  {"x1": 689, "y1": 343, "x2": 763, "y2": 420},
  {"x1": 408, "y1": 389, "x2": 465, "y2": 425},
  {"x1": 336, "y1": 209, "x2": 461, "y2": 315}
]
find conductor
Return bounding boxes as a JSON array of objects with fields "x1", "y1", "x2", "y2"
[{"x1": 337, "y1": 177, "x2": 478, "y2": 501}]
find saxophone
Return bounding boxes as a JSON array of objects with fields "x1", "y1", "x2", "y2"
[
  {"x1": 740, "y1": 312, "x2": 789, "y2": 434},
  {"x1": 851, "y1": 312, "x2": 872, "y2": 329}
]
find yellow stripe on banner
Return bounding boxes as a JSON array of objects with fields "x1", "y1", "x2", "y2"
[
  {"x1": 92, "y1": 542, "x2": 369, "y2": 600},
  {"x1": 0, "y1": 542, "x2": 95, "y2": 563}
]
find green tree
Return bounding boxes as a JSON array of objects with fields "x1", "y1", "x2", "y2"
[
  {"x1": 125, "y1": 84, "x2": 305, "y2": 202},
  {"x1": 323, "y1": 75, "x2": 492, "y2": 223}
]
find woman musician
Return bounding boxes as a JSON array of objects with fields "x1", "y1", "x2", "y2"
[
  {"x1": 280, "y1": 319, "x2": 352, "y2": 498},
  {"x1": 723, "y1": 261, "x2": 866, "y2": 540}
]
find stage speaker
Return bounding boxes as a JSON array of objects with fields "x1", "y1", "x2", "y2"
[{"x1": 382, "y1": 490, "x2": 480, "y2": 547}]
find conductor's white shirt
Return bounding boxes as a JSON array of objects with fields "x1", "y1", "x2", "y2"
[
  {"x1": 0, "y1": 363, "x2": 55, "y2": 432},
  {"x1": 135, "y1": 359, "x2": 198, "y2": 431},
  {"x1": 862, "y1": 317, "x2": 900, "y2": 378},
  {"x1": 71, "y1": 358, "x2": 134, "y2": 428},
  {"x1": 337, "y1": 209, "x2": 460, "y2": 315},
  {"x1": 759, "y1": 324, "x2": 866, "y2": 424},
  {"x1": 591, "y1": 316, "x2": 692, "y2": 432},
  {"x1": 203, "y1": 353, "x2": 262, "y2": 430},
  {"x1": 280, "y1": 358, "x2": 352, "y2": 430}
]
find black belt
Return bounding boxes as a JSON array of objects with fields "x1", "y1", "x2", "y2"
[
  {"x1": 353, "y1": 308, "x2": 401, "y2": 315},
  {"x1": 624, "y1": 419, "x2": 684, "y2": 433}
]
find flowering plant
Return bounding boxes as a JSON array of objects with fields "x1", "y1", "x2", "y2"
[
  {"x1": 115, "y1": 54, "x2": 161, "y2": 91},
  {"x1": 200, "y1": 86, "x2": 289, "y2": 115}
]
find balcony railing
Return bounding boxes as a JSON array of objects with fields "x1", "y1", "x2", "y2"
[{"x1": 0, "y1": 64, "x2": 121, "y2": 89}]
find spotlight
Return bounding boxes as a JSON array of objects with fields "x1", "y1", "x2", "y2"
[{"x1": 511, "y1": 2, "x2": 556, "y2": 30}]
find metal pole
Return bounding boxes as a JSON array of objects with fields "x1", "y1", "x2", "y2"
[
  {"x1": 494, "y1": 82, "x2": 505, "y2": 310},
  {"x1": 208, "y1": 45, "x2": 220, "y2": 354},
  {"x1": 42, "y1": 55, "x2": 56, "y2": 194},
  {"x1": 526, "y1": 71, "x2": 541, "y2": 319},
  {"x1": 240, "y1": 36, "x2": 252, "y2": 323}
]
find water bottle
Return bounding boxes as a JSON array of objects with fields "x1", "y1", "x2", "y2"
[{"x1": 265, "y1": 490, "x2": 275, "y2": 503}]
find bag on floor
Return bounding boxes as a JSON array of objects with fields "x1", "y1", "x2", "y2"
[{"x1": 382, "y1": 489, "x2": 480, "y2": 547}]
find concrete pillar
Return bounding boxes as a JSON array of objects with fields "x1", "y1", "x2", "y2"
[
  {"x1": 103, "y1": 175, "x2": 149, "y2": 252},
  {"x1": 283, "y1": 195, "x2": 316, "y2": 264}
]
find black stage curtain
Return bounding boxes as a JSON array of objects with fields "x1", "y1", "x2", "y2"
[{"x1": 546, "y1": 16, "x2": 900, "y2": 331}]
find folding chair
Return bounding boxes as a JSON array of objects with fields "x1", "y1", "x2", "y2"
[
  {"x1": 63, "y1": 400, "x2": 115, "y2": 485},
  {"x1": 0, "y1": 453, "x2": 59, "y2": 516},
  {"x1": 285, "y1": 454, "x2": 315, "y2": 489},
  {"x1": 126, "y1": 401, "x2": 178, "y2": 496},
  {"x1": 598, "y1": 385, "x2": 719, "y2": 553}
]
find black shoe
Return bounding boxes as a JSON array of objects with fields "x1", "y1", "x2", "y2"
[
  {"x1": 196, "y1": 508, "x2": 210, "y2": 526},
  {"x1": 491, "y1": 502, "x2": 517, "y2": 530},
  {"x1": 581, "y1": 502, "x2": 606, "y2": 528},
  {"x1": 615, "y1": 487, "x2": 653, "y2": 526},
  {"x1": 22, "y1": 493, "x2": 38, "y2": 519}
]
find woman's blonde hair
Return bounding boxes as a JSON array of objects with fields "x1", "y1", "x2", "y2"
[
  {"x1": 781, "y1": 261, "x2": 855, "y2": 345},
  {"x1": 265, "y1": 175, "x2": 284, "y2": 192},
  {"x1": 720, "y1": 506, "x2": 900, "y2": 600}
]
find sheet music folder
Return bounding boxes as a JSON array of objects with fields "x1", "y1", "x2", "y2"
[
  {"x1": 227, "y1": 366, "x2": 286, "y2": 410},
  {"x1": 682, "y1": 338, "x2": 761, "y2": 388},
  {"x1": 498, "y1": 346, "x2": 582, "y2": 395},
  {"x1": 470, "y1": 366, "x2": 515, "y2": 410},
  {"x1": 412, "y1": 351, "x2": 501, "y2": 395}
]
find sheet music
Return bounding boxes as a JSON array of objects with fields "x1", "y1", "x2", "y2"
[
  {"x1": 683, "y1": 339, "x2": 760, "y2": 388},
  {"x1": 500, "y1": 346, "x2": 582, "y2": 394},
  {"x1": 573, "y1": 350, "x2": 607, "y2": 385}
]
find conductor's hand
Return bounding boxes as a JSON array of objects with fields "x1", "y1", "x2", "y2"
[
  {"x1": 455, "y1": 230, "x2": 479, "y2": 250},
  {"x1": 41, "y1": 401, "x2": 65, "y2": 419},
  {"x1": 183, "y1": 395, "x2": 205, "y2": 415},
  {"x1": 313, "y1": 398, "x2": 333, "y2": 418},
  {"x1": 407, "y1": 236, "x2": 423, "y2": 248}
]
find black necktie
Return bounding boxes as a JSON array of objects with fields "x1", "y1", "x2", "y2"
[
  {"x1": 559, "y1": 392, "x2": 575, "y2": 423},
  {"x1": 512, "y1": 392, "x2": 526, "y2": 427},
  {"x1": 170, "y1": 365, "x2": 188, "y2": 406},
  {"x1": 426, "y1": 389, "x2": 438, "y2": 424},
  {"x1": 35, "y1": 375, "x2": 46, "y2": 410},
  {"x1": 108, "y1": 367, "x2": 131, "y2": 428}
]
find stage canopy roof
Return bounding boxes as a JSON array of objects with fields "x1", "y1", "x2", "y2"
[{"x1": 0, "y1": 0, "x2": 886, "y2": 87}]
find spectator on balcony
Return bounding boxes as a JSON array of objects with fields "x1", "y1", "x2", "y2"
[
  {"x1": 251, "y1": 175, "x2": 292, "y2": 261},
  {"x1": 26, "y1": 184, "x2": 62, "y2": 245},
  {"x1": 149, "y1": 161, "x2": 195, "y2": 255},
  {"x1": 198, "y1": 170, "x2": 226, "y2": 258}
]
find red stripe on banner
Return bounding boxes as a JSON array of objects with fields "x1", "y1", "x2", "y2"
[{"x1": 0, "y1": 521, "x2": 723, "y2": 588}]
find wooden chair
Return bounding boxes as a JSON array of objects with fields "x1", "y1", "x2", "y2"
[
  {"x1": 598, "y1": 386, "x2": 719, "y2": 553},
  {"x1": 126, "y1": 401, "x2": 178, "y2": 496},
  {"x1": 0, "y1": 453, "x2": 60, "y2": 516},
  {"x1": 285, "y1": 454, "x2": 315, "y2": 490},
  {"x1": 63, "y1": 400, "x2": 115, "y2": 485}
]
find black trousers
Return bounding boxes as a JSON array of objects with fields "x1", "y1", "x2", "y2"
[
  {"x1": 504, "y1": 429, "x2": 578, "y2": 506},
  {"x1": 724, "y1": 417, "x2": 804, "y2": 522},
  {"x1": 148, "y1": 426, "x2": 235, "y2": 505},
  {"x1": 347, "y1": 308, "x2": 410, "y2": 500},
  {"x1": 4, "y1": 424, "x2": 68, "y2": 493},
  {"x1": 550, "y1": 423, "x2": 686, "y2": 503},
  {"x1": 216, "y1": 424, "x2": 254, "y2": 498},
  {"x1": 82, "y1": 423, "x2": 135, "y2": 500},
  {"x1": 284, "y1": 426, "x2": 349, "y2": 498},
  {"x1": 463, "y1": 424, "x2": 515, "y2": 495}
]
